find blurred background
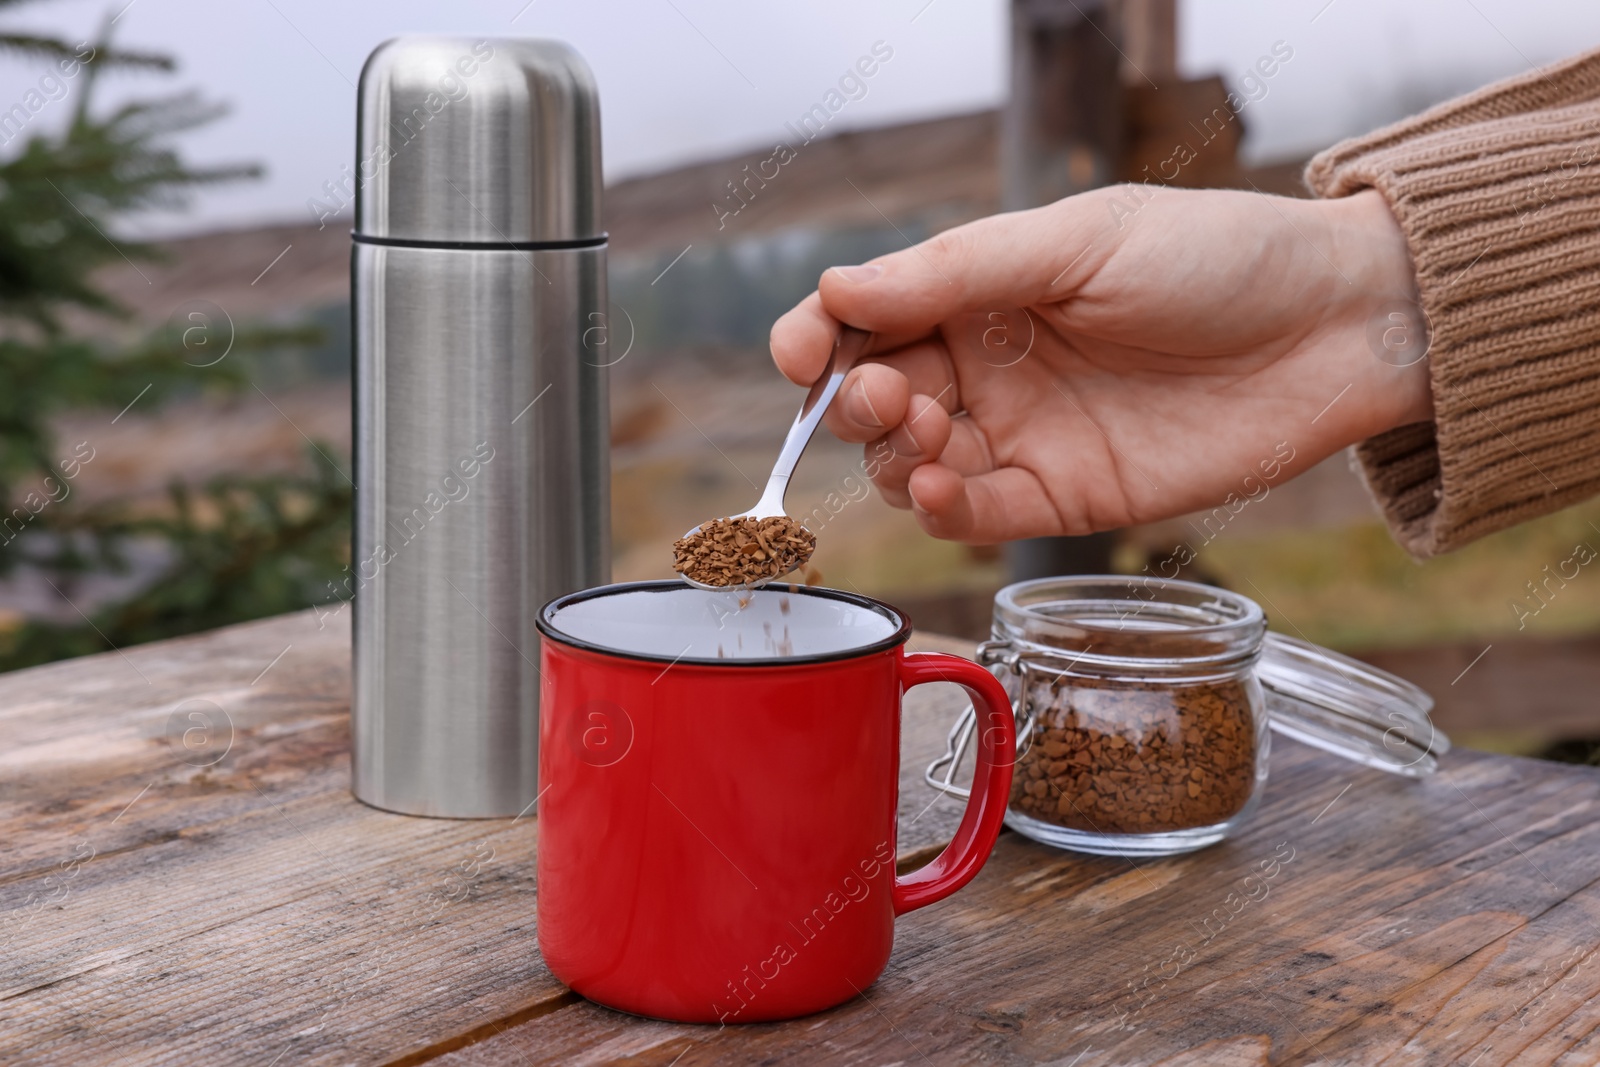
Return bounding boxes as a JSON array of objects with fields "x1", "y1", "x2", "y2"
[{"x1": 2, "y1": 0, "x2": 1600, "y2": 757}]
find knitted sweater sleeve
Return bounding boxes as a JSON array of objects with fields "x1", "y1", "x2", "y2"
[{"x1": 1305, "y1": 50, "x2": 1600, "y2": 557}]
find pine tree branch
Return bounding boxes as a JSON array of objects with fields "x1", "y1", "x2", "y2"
[{"x1": 0, "y1": 32, "x2": 172, "y2": 69}]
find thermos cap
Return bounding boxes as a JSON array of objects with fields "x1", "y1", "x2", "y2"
[{"x1": 355, "y1": 36, "x2": 603, "y2": 244}]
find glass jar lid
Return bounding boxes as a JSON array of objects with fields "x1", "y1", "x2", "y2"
[{"x1": 1257, "y1": 631, "x2": 1448, "y2": 777}]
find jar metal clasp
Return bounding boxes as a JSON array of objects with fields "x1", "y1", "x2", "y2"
[
  {"x1": 925, "y1": 639, "x2": 1036, "y2": 801},
  {"x1": 975, "y1": 639, "x2": 1020, "y2": 673}
]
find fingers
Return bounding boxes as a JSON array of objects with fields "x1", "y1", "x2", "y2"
[
  {"x1": 770, "y1": 291, "x2": 836, "y2": 387},
  {"x1": 830, "y1": 363, "x2": 908, "y2": 443},
  {"x1": 906, "y1": 465, "x2": 1062, "y2": 544},
  {"x1": 816, "y1": 200, "x2": 1109, "y2": 336},
  {"x1": 862, "y1": 395, "x2": 953, "y2": 506},
  {"x1": 824, "y1": 338, "x2": 958, "y2": 442},
  {"x1": 774, "y1": 191, "x2": 1116, "y2": 436},
  {"x1": 934, "y1": 415, "x2": 997, "y2": 478}
]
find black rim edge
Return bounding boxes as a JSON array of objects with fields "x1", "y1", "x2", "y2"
[
  {"x1": 351, "y1": 231, "x2": 608, "y2": 251},
  {"x1": 536, "y1": 580, "x2": 913, "y2": 667}
]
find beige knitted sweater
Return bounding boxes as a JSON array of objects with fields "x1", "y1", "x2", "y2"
[{"x1": 1306, "y1": 50, "x2": 1600, "y2": 557}]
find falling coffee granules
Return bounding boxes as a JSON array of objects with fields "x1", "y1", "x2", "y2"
[
  {"x1": 673, "y1": 516, "x2": 817, "y2": 587},
  {"x1": 1010, "y1": 676, "x2": 1257, "y2": 835}
]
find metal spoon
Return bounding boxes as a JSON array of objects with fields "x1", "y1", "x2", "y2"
[{"x1": 676, "y1": 325, "x2": 872, "y2": 591}]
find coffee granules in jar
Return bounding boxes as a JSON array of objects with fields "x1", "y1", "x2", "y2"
[
  {"x1": 1010, "y1": 675, "x2": 1257, "y2": 835},
  {"x1": 927, "y1": 577, "x2": 1445, "y2": 857},
  {"x1": 673, "y1": 516, "x2": 817, "y2": 587}
]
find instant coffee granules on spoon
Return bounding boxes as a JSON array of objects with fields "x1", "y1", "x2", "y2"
[
  {"x1": 1010, "y1": 675, "x2": 1256, "y2": 834},
  {"x1": 673, "y1": 516, "x2": 817, "y2": 587}
]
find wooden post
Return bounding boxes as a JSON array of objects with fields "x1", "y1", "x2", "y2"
[
  {"x1": 1000, "y1": 0, "x2": 1125, "y2": 213},
  {"x1": 1119, "y1": 0, "x2": 1176, "y2": 84},
  {"x1": 1000, "y1": 0, "x2": 1135, "y2": 580},
  {"x1": 999, "y1": 0, "x2": 1238, "y2": 582}
]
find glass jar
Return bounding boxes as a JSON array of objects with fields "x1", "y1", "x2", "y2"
[{"x1": 925, "y1": 577, "x2": 1448, "y2": 857}]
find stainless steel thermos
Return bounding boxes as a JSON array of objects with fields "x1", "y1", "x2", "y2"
[{"x1": 351, "y1": 37, "x2": 610, "y2": 817}]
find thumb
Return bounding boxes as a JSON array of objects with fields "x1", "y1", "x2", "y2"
[{"x1": 816, "y1": 194, "x2": 1115, "y2": 335}]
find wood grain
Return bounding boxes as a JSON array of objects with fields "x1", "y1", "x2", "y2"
[
  {"x1": 9, "y1": 612, "x2": 1600, "y2": 1065},
  {"x1": 436, "y1": 730, "x2": 1600, "y2": 1065},
  {"x1": 0, "y1": 611, "x2": 975, "y2": 1065}
]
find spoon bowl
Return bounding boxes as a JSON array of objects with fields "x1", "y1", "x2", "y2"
[
  {"x1": 677, "y1": 569, "x2": 772, "y2": 593},
  {"x1": 674, "y1": 326, "x2": 872, "y2": 590}
]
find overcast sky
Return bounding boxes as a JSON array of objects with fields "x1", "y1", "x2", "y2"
[{"x1": 4, "y1": 0, "x2": 1600, "y2": 235}]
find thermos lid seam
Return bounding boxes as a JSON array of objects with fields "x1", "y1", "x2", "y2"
[{"x1": 351, "y1": 231, "x2": 608, "y2": 251}]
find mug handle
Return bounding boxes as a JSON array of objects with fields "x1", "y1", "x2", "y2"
[{"x1": 893, "y1": 651, "x2": 1017, "y2": 915}]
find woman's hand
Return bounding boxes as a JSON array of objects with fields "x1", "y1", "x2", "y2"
[{"x1": 769, "y1": 186, "x2": 1429, "y2": 543}]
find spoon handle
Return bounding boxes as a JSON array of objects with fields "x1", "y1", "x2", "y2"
[{"x1": 752, "y1": 326, "x2": 872, "y2": 517}]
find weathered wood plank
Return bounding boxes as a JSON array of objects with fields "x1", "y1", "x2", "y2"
[
  {"x1": 431, "y1": 739, "x2": 1600, "y2": 1067},
  {"x1": 0, "y1": 609, "x2": 567, "y2": 1066},
  {"x1": 15, "y1": 610, "x2": 1600, "y2": 1065},
  {"x1": 0, "y1": 607, "x2": 351, "y2": 875},
  {"x1": 0, "y1": 611, "x2": 973, "y2": 1066}
]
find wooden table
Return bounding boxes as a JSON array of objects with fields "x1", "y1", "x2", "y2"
[{"x1": 6, "y1": 609, "x2": 1600, "y2": 1066}]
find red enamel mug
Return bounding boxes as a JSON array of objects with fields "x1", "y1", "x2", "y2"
[{"x1": 535, "y1": 580, "x2": 1016, "y2": 1023}]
